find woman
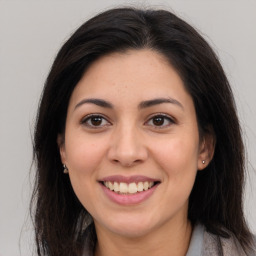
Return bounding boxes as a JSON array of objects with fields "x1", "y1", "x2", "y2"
[{"x1": 31, "y1": 7, "x2": 255, "y2": 256}]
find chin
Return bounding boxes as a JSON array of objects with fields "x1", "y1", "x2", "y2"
[
  {"x1": 110, "y1": 224, "x2": 154, "y2": 238},
  {"x1": 97, "y1": 213, "x2": 159, "y2": 238}
]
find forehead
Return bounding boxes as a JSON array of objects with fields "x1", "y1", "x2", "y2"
[{"x1": 68, "y1": 49, "x2": 192, "y2": 110}]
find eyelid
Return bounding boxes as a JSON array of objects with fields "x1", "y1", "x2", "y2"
[
  {"x1": 144, "y1": 113, "x2": 176, "y2": 128},
  {"x1": 80, "y1": 113, "x2": 112, "y2": 128}
]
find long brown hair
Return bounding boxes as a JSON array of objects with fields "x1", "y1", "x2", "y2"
[{"x1": 31, "y1": 7, "x2": 255, "y2": 255}]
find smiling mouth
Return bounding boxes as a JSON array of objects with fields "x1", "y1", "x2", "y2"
[{"x1": 101, "y1": 181, "x2": 159, "y2": 194}]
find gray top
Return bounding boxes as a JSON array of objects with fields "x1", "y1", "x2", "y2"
[
  {"x1": 186, "y1": 224, "x2": 204, "y2": 256},
  {"x1": 82, "y1": 223, "x2": 255, "y2": 256}
]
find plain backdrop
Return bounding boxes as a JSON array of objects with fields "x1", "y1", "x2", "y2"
[{"x1": 0, "y1": 1, "x2": 255, "y2": 255}]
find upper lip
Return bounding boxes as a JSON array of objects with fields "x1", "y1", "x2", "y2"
[{"x1": 99, "y1": 175, "x2": 160, "y2": 183}]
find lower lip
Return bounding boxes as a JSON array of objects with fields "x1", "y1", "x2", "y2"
[{"x1": 100, "y1": 183, "x2": 159, "y2": 205}]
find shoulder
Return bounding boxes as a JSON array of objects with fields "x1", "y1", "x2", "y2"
[
  {"x1": 203, "y1": 226, "x2": 256, "y2": 256},
  {"x1": 203, "y1": 230, "x2": 243, "y2": 255}
]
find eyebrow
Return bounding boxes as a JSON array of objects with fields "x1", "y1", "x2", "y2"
[
  {"x1": 74, "y1": 98, "x2": 113, "y2": 110},
  {"x1": 74, "y1": 97, "x2": 184, "y2": 110},
  {"x1": 139, "y1": 98, "x2": 184, "y2": 110}
]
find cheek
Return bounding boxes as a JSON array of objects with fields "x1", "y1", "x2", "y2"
[
  {"x1": 64, "y1": 136, "x2": 107, "y2": 211},
  {"x1": 153, "y1": 137, "x2": 199, "y2": 172},
  {"x1": 63, "y1": 136, "x2": 106, "y2": 199},
  {"x1": 151, "y1": 135, "x2": 199, "y2": 201},
  {"x1": 65, "y1": 134, "x2": 107, "y2": 175},
  {"x1": 153, "y1": 138, "x2": 199, "y2": 213}
]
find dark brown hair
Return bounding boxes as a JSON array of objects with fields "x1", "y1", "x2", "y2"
[{"x1": 31, "y1": 7, "x2": 254, "y2": 255}]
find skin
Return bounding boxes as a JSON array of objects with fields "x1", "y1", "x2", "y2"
[{"x1": 59, "y1": 49, "x2": 214, "y2": 256}]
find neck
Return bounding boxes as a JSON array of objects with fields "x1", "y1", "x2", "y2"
[{"x1": 94, "y1": 220, "x2": 192, "y2": 256}]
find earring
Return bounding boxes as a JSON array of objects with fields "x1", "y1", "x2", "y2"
[
  {"x1": 63, "y1": 164, "x2": 69, "y2": 174},
  {"x1": 202, "y1": 160, "x2": 205, "y2": 164}
]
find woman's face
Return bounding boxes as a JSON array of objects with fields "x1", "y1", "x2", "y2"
[{"x1": 59, "y1": 49, "x2": 211, "y2": 238}]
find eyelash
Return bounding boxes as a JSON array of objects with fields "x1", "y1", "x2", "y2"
[
  {"x1": 80, "y1": 114, "x2": 111, "y2": 129},
  {"x1": 145, "y1": 113, "x2": 175, "y2": 129},
  {"x1": 80, "y1": 113, "x2": 175, "y2": 129}
]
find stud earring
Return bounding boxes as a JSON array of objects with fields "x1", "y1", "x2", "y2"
[
  {"x1": 202, "y1": 160, "x2": 205, "y2": 164},
  {"x1": 63, "y1": 164, "x2": 69, "y2": 174}
]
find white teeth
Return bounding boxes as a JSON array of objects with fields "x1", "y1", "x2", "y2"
[
  {"x1": 103, "y1": 181, "x2": 155, "y2": 194},
  {"x1": 144, "y1": 181, "x2": 149, "y2": 190},
  {"x1": 128, "y1": 183, "x2": 137, "y2": 194},
  {"x1": 137, "y1": 182, "x2": 144, "y2": 192},
  {"x1": 119, "y1": 182, "x2": 128, "y2": 193},
  {"x1": 114, "y1": 182, "x2": 119, "y2": 192},
  {"x1": 109, "y1": 181, "x2": 114, "y2": 191}
]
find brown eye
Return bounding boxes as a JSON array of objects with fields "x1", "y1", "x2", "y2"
[
  {"x1": 90, "y1": 116, "x2": 103, "y2": 126},
  {"x1": 146, "y1": 114, "x2": 175, "y2": 128},
  {"x1": 152, "y1": 116, "x2": 165, "y2": 126},
  {"x1": 81, "y1": 115, "x2": 110, "y2": 128}
]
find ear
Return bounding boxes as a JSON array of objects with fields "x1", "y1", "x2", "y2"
[
  {"x1": 197, "y1": 128, "x2": 216, "y2": 170},
  {"x1": 57, "y1": 134, "x2": 66, "y2": 164}
]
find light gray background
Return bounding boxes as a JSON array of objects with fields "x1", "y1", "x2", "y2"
[{"x1": 0, "y1": 1, "x2": 255, "y2": 255}]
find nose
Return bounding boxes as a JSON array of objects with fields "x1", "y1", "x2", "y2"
[{"x1": 107, "y1": 124, "x2": 148, "y2": 167}]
